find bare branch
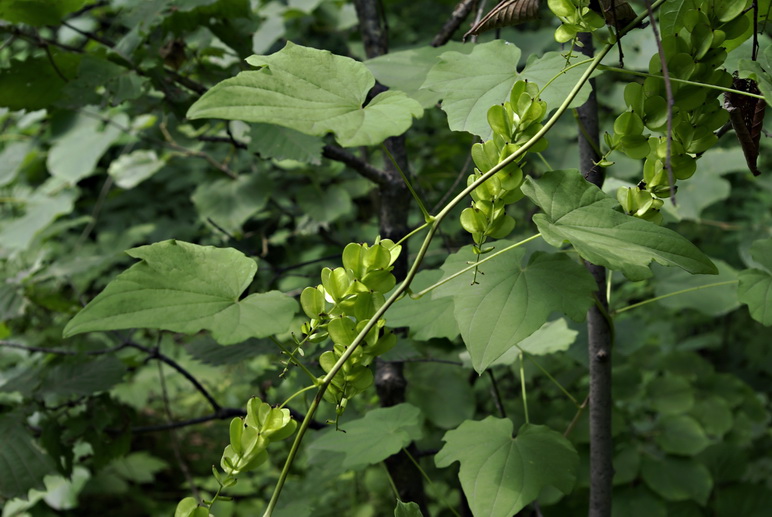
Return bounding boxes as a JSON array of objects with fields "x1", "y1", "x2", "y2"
[
  {"x1": 125, "y1": 340, "x2": 222, "y2": 413},
  {"x1": 432, "y1": 0, "x2": 477, "y2": 47},
  {"x1": 322, "y1": 145, "x2": 391, "y2": 185}
]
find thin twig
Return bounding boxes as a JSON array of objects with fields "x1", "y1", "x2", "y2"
[
  {"x1": 469, "y1": 0, "x2": 490, "y2": 43},
  {"x1": 432, "y1": 0, "x2": 477, "y2": 47},
  {"x1": 431, "y1": 149, "x2": 473, "y2": 213},
  {"x1": 644, "y1": 0, "x2": 676, "y2": 203},
  {"x1": 487, "y1": 369, "x2": 507, "y2": 418},
  {"x1": 159, "y1": 120, "x2": 238, "y2": 179},
  {"x1": 125, "y1": 341, "x2": 222, "y2": 413},
  {"x1": 156, "y1": 358, "x2": 201, "y2": 500},
  {"x1": 129, "y1": 408, "x2": 245, "y2": 433},
  {"x1": 322, "y1": 145, "x2": 391, "y2": 185}
]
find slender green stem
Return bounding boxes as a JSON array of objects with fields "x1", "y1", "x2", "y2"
[
  {"x1": 614, "y1": 280, "x2": 738, "y2": 314},
  {"x1": 564, "y1": 395, "x2": 589, "y2": 438},
  {"x1": 537, "y1": 56, "x2": 594, "y2": 98},
  {"x1": 600, "y1": 65, "x2": 767, "y2": 100},
  {"x1": 402, "y1": 447, "x2": 461, "y2": 517},
  {"x1": 279, "y1": 384, "x2": 317, "y2": 409},
  {"x1": 382, "y1": 144, "x2": 432, "y2": 222},
  {"x1": 380, "y1": 462, "x2": 400, "y2": 500},
  {"x1": 270, "y1": 336, "x2": 317, "y2": 381},
  {"x1": 264, "y1": 4, "x2": 667, "y2": 513},
  {"x1": 518, "y1": 348, "x2": 579, "y2": 406},
  {"x1": 572, "y1": 108, "x2": 603, "y2": 157},
  {"x1": 411, "y1": 234, "x2": 542, "y2": 299},
  {"x1": 519, "y1": 352, "x2": 529, "y2": 424},
  {"x1": 395, "y1": 220, "x2": 431, "y2": 247},
  {"x1": 536, "y1": 152, "x2": 554, "y2": 171}
]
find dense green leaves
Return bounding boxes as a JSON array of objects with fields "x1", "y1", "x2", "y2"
[
  {"x1": 187, "y1": 42, "x2": 423, "y2": 147},
  {"x1": 522, "y1": 170, "x2": 718, "y2": 280},
  {"x1": 0, "y1": 0, "x2": 87, "y2": 25},
  {"x1": 47, "y1": 112, "x2": 125, "y2": 184},
  {"x1": 435, "y1": 420, "x2": 578, "y2": 517},
  {"x1": 641, "y1": 455, "x2": 713, "y2": 505},
  {"x1": 63, "y1": 240, "x2": 296, "y2": 344},
  {"x1": 191, "y1": 173, "x2": 272, "y2": 235},
  {"x1": 0, "y1": 53, "x2": 79, "y2": 110}
]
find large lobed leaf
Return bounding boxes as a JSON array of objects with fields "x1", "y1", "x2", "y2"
[
  {"x1": 306, "y1": 404, "x2": 423, "y2": 470},
  {"x1": 187, "y1": 42, "x2": 423, "y2": 148},
  {"x1": 421, "y1": 41, "x2": 594, "y2": 138},
  {"x1": 63, "y1": 240, "x2": 297, "y2": 344},
  {"x1": 435, "y1": 419, "x2": 578, "y2": 517},
  {"x1": 521, "y1": 170, "x2": 718, "y2": 280},
  {"x1": 448, "y1": 248, "x2": 596, "y2": 373}
]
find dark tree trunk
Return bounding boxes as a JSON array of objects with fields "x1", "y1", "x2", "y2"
[
  {"x1": 353, "y1": 0, "x2": 427, "y2": 512},
  {"x1": 575, "y1": 32, "x2": 614, "y2": 517}
]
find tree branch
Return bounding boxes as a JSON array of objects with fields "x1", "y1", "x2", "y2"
[
  {"x1": 322, "y1": 144, "x2": 391, "y2": 185},
  {"x1": 575, "y1": 32, "x2": 614, "y2": 517},
  {"x1": 125, "y1": 340, "x2": 222, "y2": 413},
  {"x1": 432, "y1": 0, "x2": 477, "y2": 47}
]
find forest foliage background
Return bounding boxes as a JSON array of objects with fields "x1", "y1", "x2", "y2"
[{"x1": 1, "y1": 0, "x2": 771, "y2": 516}]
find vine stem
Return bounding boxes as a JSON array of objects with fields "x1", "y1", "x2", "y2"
[
  {"x1": 411, "y1": 233, "x2": 541, "y2": 298},
  {"x1": 519, "y1": 352, "x2": 530, "y2": 423},
  {"x1": 613, "y1": 280, "x2": 738, "y2": 314},
  {"x1": 600, "y1": 66, "x2": 767, "y2": 100},
  {"x1": 263, "y1": 2, "x2": 668, "y2": 514}
]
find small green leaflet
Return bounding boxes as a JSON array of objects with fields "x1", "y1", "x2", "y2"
[
  {"x1": 187, "y1": 42, "x2": 423, "y2": 148},
  {"x1": 737, "y1": 238, "x2": 772, "y2": 325},
  {"x1": 435, "y1": 420, "x2": 578, "y2": 517},
  {"x1": 306, "y1": 403, "x2": 423, "y2": 470},
  {"x1": 521, "y1": 170, "x2": 718, "y2": 280},
  {"x1": 394, "y1": 500, "x2": 424, "y2": 517},
  {"x1": 63, "y1": 240, "x2": 297, "y2": 344}
]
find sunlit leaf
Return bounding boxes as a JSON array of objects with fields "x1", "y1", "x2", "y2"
[
  {"x1": 435, "y1": 420, "x2": 578, "y2": 517},
  {"x1": 521, "y1": 170, "x2": 718, "y2": 280},
  {"x1": 187, "y1": 42, "x2": 423, "y2": 147},
  {"x1": 63, "y1": 240, "x2": 297, "y2": 344}
]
